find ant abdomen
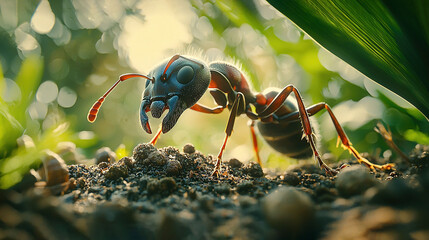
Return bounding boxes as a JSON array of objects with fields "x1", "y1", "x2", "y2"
[
  {"x1": 257, "y1": 117, "x2": 315, "y2": 159},
  {"x1": 256, "y1": 88, "x2": 316, "y2": 159}
]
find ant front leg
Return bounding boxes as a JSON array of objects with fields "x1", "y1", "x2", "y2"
[
  {"x1": 149, "y1": 127, "x2": 163, "y2": 145},
  {"x1": 258, "y1": 85, "x2": 338, "y2": 175},
  {"x1": 212, "y1": 93, "x2": 244, "y2": 177},
  {"x1": 188, "y1": 101, "x2": 229, "y2": 177},
  {"x1": 190, "y1": 103, "x2": 226, "y2": 114}
]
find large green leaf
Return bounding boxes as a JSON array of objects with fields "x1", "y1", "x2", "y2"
[{"x1": 267, "y1": 0, "x2": 429, "y2": 119}]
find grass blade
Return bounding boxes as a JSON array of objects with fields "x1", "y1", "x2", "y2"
[{"x1": 267, "y1": 0, "x2": 429, "y2": 119}]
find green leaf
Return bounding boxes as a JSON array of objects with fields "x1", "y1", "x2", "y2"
[
  {"x1": 13, "y1": 55, "x2": 44, "y2": 125},
  {"x1": 0, "y1": 56, "x2": 43, "y2": 155},
  {"x1": 0, "y1": 123, "x2": 71, "y2": 189},
  {"x1": 0, "y1": 60, "x2": 4, "y2": 95},
  {"x1": 404, "y1": 129, "x2": 429, "y2": 145},
  {"x1": 267, "y1": 0, "x2": 429, "y2": 119}
]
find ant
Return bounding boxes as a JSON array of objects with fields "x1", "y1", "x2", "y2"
[{"x1": 88, "y1": 54, "x2": 394, "y2": 176}]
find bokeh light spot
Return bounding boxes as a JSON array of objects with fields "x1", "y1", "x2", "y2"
[
  {"x1": 36, "y1": 81, "x2": 58, "y2": 103},
  {"x1": 28, "y1": 101, "x2": 48, "y2": 120},
  {"x1": 57, "y1": 87, "x2": 77, "y2": 108},
  {"x1": 15, "y1": 24, "x2": 41, "y2": 57},
  {"x1": 30, "y1": 0, "x2": 55, "y2": 34}
]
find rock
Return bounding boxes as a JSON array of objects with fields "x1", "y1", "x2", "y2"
[
  {"x1": 228, "y1": 158, "x2": 243, "y2": 169},
  {"x1": 214, "y1": 184, "x2": 231, "y2": 195},
  {"x1": 183, "y1": 143, "x2": 195, "y2": 154},
  {"x1": 409, "y1": 144, "x2": 429, "y2": 167},
  {"x1": 138, "y1": 177, "x2": 149, "y2": 190},
  {"x1": 88, "y1": 202, "x2": 145, "y2": 240},
  {"x1": 105, "y1": 163, "x2": 128, "y2": 180},
  {"x1": 365, "y1": 178, "x2": 419, "y2": 206},
  {"x1": 199, "y1": 195, "x2": 214, "y2": 212},
  {"x1": 186, "y1": 188, "x2": 197, "y2": 200},
  {"x1": 133, "y1": 143, "x2": 157, "y2": 163},
  {"x1": 336, "y1": 165, "x2": 378, "y2": 197},
  {"x1": 76, "y1": 177, "x2": 86, "y2": 188},
  {"x1": 238, "y1": 196, "x2": 257, "y2": 208},
  {"x1": 283, "y1": 171, "x2": 300, "y2": 186},
  {"x1": 243, "y1": 162, "x2": 264, "y2": 178},
  {"x1": 121, "y1": 157, "x2": 134, "y2": 169},
  {"x1": 147, "y1": 179, "x2": 160, "y2": 195},
  {"x1": 97, "y1": 161, "x2": 109, "y2": 169},
  {"x1": 236, "y1": 181, "x2": 254, "y2": 194},
  {"x1": 158, "y1": 211, "x2": 192, "y2": 240},
  {"x1": 95, "y1": 147, "x2": 117, "y2": 164},
  {"x1": 35, "y1": 150, "x2": 70, "y2": 195},
  {"x1": 165, "y1": 160, "x2": 182, "y2": 176},
  {"x1": 263, "y1": 187, "x2": 315, "y2": 237},
  {"x1": 323, "y1": 207, "x2": 416, "y2": 240},
  {"x1": 145, "y1": 151, "x2": 167, "y2": 166},
  {"x1": 68, "y1": 178, "x2": 77, "y2": 191},
  {"x1": 160, "y1": 177, "x2": 177, "y2": 194}
]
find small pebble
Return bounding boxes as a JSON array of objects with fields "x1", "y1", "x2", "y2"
[
  {"x1": 263, "y1": 187, "x2": 315, "y2": 236},
  {"x1": 228, "y1": 158, "x2": 243, "y2": 169},
  {"x1": 40, "y1": 150, "x2": 68, "y2": 181},
  {"x1": 105, "y1": 163, "x2": 128, "y2": 180},
  {"x1": 138, "y1": 177, "x2": 149, "y2": 190},
  {"x1": 365, "y1": 178, "x2": 418, "y2": 206},
  {"x1": 133, "y1": 143, "x2": 157, "y2": 163},
  {"x1": 284, "y1": 171, "x2": 300, "y2": 186},
  {"x1": 121, "y1": 157, "x2": 134, "y2": 169},
  {"x1": 183, "y1": 143, "x2": 195, "y2": 154},
  {"x1": 97, "y1": 161, "x2": 109, "y2": 169},
  {"x1": 76, "y1": 177, "x2": 86, "y2": 188},
  {"x1": 336, "y1": 165, "x2": 378, "y2": 197},
  {"x1": 243, "y1": 162, "x2": 264, "y2": 178},
  {"x1": 238, "y1": 195, "x2": 257, "y2": 208},
  {"x1": 165, "y1": 160, "x2": 182, "y2": 176},
  {"x1": 236, "y1": 180, "x2": 254, "y2": 194},
  {"x1": 159, "y1": 177, "x2": 177, "y2": 193},
  {"x1": 199, "y1": 195, "x2": 214, "y2": 212},
  {"x1": 186, "y1": 188, "x2": 197, "y2": 200},
  {"x1": 214, "y1": 184, "x2": 231, "y2": 195},
  {"x1": 145, "y1": 151, "x2": 167, "y2": 166},
  {"x1": 95, "y1": 147, "x2": 117, "y2": 165},
  {"x1": 68, "y1": 178, "x2": 77, "y2": 190},
  {"x1": 147, "y1": 179, "x2": 160, "y2": 195}
]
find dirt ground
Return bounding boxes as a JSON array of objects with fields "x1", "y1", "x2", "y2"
[{"x1": 1, "y1": 143, "x2": 429, "y2": 240}]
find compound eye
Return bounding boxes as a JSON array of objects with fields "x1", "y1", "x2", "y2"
[{"x1": 176, "y1": 65, "x2": 194, "y2": 84}]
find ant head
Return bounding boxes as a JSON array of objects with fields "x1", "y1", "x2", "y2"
[{"x1": 140, "y1": 55, "x2": 210, "y2": 133}]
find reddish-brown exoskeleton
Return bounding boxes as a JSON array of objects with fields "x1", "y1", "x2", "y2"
[{"x1": 88, "y1": 54, "x2": 394, "y2": 176}]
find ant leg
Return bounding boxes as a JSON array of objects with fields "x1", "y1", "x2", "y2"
[
  {"x1": 190, "y1": 103, "x2": 225, "y2": 114},
  {"x1": 257, "y1": 85, "x2": 337, "y2": 175},
  {"x1": 249, "y1": 120, "x2": 262, "y2": 166},
  {"x1": 212, "y1": 93, "x2": 244, "y2": 177},
  {"x1": 319, "y1": 104, "x2": 394, "y2": 171},
  {"x1": 278, "y1": 103, "x2": 395, "y2": 171},
  {"x1": 149, "y1": 126, "x2": 163, "y2": 145},
  {"x1": 149, "y1": 102, "x2": 225, "y2": 145}
]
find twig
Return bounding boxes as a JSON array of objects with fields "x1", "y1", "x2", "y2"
[{"x1": 374, "y1": 121, "x2": 410, "y2": 163}]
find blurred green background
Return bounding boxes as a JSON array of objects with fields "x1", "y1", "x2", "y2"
[{"x1": 1, "y1": 0, "x2": 428, "y2": 188}]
